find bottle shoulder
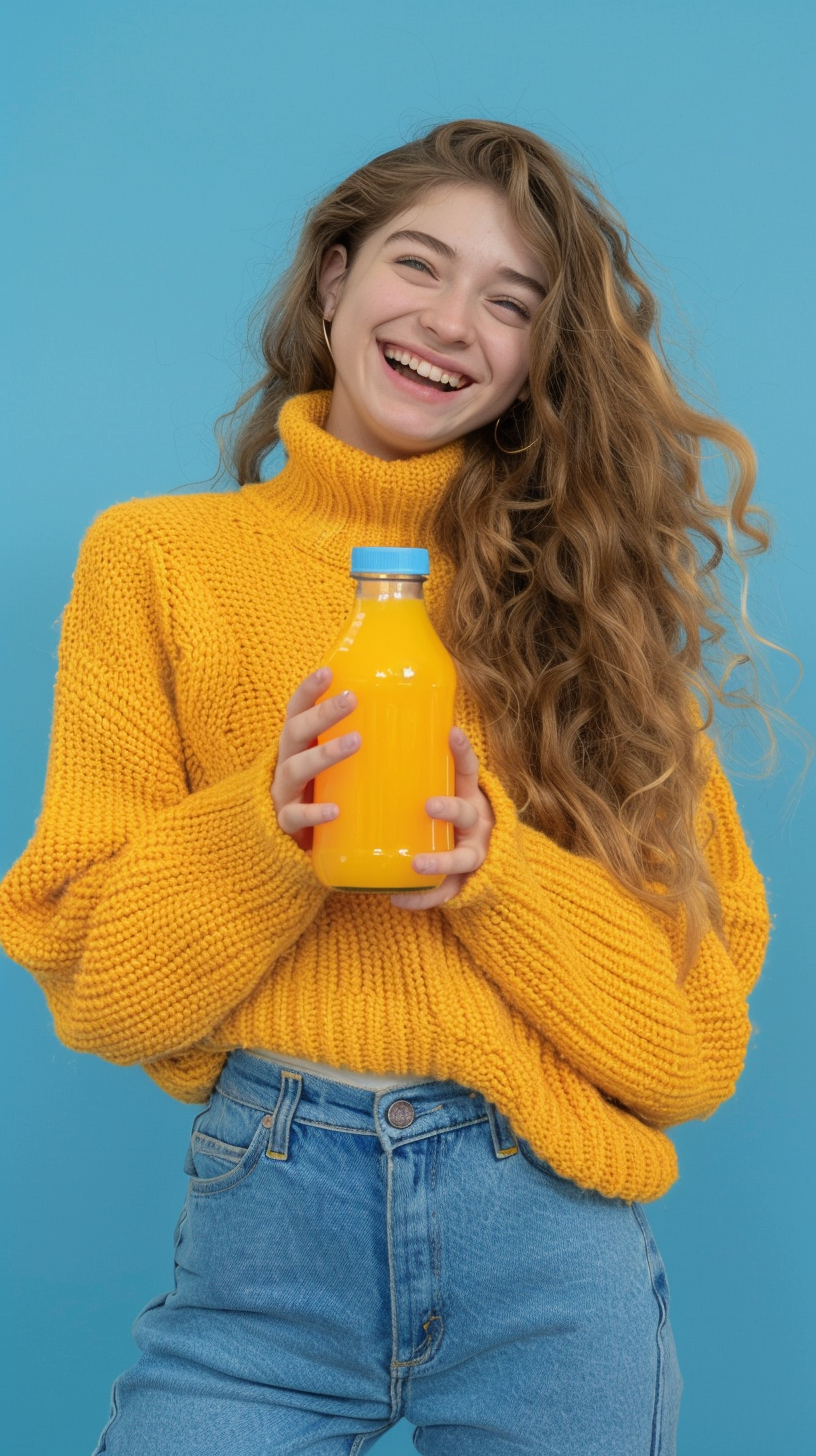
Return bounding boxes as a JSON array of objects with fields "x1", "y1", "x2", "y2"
[{"x1": 331, "y1": 601, "x2": 452, "y2": 661}]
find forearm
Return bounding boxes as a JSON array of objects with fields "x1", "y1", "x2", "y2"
[
  {"x1": 441, "y1": 763, "x2": 769, "y2": 1124},
  {"x1": 0, "y1": 743, "x2": 328, "y2": 1063}
]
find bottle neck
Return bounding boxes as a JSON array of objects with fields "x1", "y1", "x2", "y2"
[{"x1": 353, "y1": 576, "x2": 426, "y2": 602}]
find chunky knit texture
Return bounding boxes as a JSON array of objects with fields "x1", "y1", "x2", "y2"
[{"x1": 0, "y1": 390, "x2": 771, "y2": 1202}]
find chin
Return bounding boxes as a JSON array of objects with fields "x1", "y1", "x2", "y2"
[{"x1": 371, "y1": 401, "x2": 463, "y2": 442}]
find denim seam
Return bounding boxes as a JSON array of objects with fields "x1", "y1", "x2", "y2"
[
  {"x1": 297, "y1": 1119, "x2": 383, "y2": 1135},
  {"x1": 192, "y1": 1131, "x2": 246, "y2": 1159},
  {"x1": 349, "y1": 1418, "x2": 401, "y2": 1454},
  {"x1": 382, "y1": 1131, "x2": 446, "y2": 1376},
  {"x1": 391, "y1": 1317, "x2": 443, "y2": 1368},
  {"x1": 217, "y1": 1085, "x2": 489, "y2": 1136},
  {"x1": 213, "y1": 1087, "x2": 283, "y2": 1116},
  {"x1": 189, "y1": 1163, "x2": 262, "y2": 1197},
  {"x1": 485, "y1": 1101, "x2": 520, "y2": 1159},
  {"x1": 631, "y1": 1202, "x2": 669, "y2": 1455},
  {"x1": 205, "y1": 1112, "x2": 491, "y2": 1138},
  {"x1": 90, "y1": 1376, "x2": 121, "y2": 1454},
  {"x1": 298, "y1": 1113, "x2": 490, "y2": 1139},
  {"x1": 382, "y1": 1115, "x2": 488, "y2": 1150}
]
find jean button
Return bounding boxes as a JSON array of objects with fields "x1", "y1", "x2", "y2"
[{"x1": 387, "y1": 1099, "x2": 416, "y2": 1129}]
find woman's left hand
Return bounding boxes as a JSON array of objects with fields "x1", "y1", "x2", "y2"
[{"x1": 389, "y1": 727, "x2": 495, "y2": 910}]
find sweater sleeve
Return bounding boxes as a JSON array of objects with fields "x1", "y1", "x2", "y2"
[
  {"x1": 0, "y1": 504, "x2": 329, "y2": 1065},
  {"x1": 439, "y1": 744, "x2": 771, "y2": 1127}
]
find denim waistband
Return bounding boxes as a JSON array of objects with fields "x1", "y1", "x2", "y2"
[{"x1": 216, "y1": 1049, "x2": 520, "y2": 1159}]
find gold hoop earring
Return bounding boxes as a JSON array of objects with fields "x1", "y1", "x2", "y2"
[
  {"x1": 493, "y1": 413, "x2": 542, "y2": 455},
  {"x1": 322, "y1": 315, "x2": 335, "y2": 364}
]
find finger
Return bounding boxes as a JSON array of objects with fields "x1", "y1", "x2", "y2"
[
  {"x1": 276, "y1": 798, "x2": 340, "y2": 837},
  {"x1": 278, "y1": 669, "x2": 333, "y2": 762},
  {"x1": 450, "y1": 728, "x2": 481, "y2": 789},
  {"x1": 390, "y1": 875, "x2": 464, "y2": 910},
  {"x1": 303, "y1": 687, "x2": 357, "y2": 747},
  {"x1": 295, "y1": 730, "x2": 362, "y2": 797},
  {"x1": 279, "y1": 688, "x2": 357, "y2": 784},
  {"x1": 284, "y1": 685, "x2": 356, "y2": 756},
  {"x1": 275, "y1": 725, "x2": 361, "y2": 810},
  {"x1": 413, "y1": 844, "x2": 483, "y2": 877},
  {"x1": 426, "y1": 795, "x2": 480, "y2": 831},
  {"x1": 285, "y1": 666, "x2": 334, "y2": 720},
  {"x1": 390, "y1": 886, "x2": 443, "y2": 910}
]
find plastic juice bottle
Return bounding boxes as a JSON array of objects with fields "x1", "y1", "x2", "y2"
[{"x1": 311, "y1": 546, "x2": 457, "y2": 892}]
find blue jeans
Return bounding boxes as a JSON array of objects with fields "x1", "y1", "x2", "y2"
[{"x1": 93, "y1": 1050, "x2": 682, "y2": 1454}]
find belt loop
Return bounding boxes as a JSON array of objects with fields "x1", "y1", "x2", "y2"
[
  {"x1": 264, "y1": 1070, "x2": 304, "y2": 1161},
  {"x1": 485, "y1": 1101, "x2": 519, "y2": 1160}
]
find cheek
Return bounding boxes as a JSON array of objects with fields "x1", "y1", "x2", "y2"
[
  {"x1": 490, "y1": 330, "x2": 530, "y2": 386},
  {"x1": 344, "y1": 271, "x2": 416, "y2": 329},
  {"x1": 371, "y1": 280, "x2": 427, "y2": 327}
]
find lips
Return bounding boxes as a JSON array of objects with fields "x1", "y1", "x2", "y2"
[
  {"x1": 377, "y1": 341, "x2": 474, "y2": 400},
  {"x1": 381, "y1": 341, "x2": 474, "y2": 387}
]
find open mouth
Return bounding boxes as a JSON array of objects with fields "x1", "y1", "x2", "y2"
[{"x1": 380, "y1": 342, "x2": 472, "y2": 394}]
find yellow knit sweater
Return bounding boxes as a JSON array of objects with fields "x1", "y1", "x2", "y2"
[{"x1": 0, "y1": 390, "x2": 771, "y2": 1202}]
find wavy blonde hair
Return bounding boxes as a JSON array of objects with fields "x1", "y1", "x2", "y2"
[{"x1": 217, "y1": 119, "x2": 796, "y2": 983}]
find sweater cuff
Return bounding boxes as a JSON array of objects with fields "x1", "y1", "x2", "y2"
[{"x1": 441, "y1": 762, "x2": 620, "y2": 921}]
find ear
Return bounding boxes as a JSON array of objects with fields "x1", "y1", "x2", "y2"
[
  {"x1": 517, "y1": 381, "x2": 531, "y2": 403},
  {"x1": 319, "y1": 243, "x2": 349, "y2": 321}
]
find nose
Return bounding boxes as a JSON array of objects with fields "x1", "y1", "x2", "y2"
[{"x1": 417, "y1": 284, "x2": 476, "y2": 347}]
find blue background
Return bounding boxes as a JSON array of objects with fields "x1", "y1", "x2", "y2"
[{"x1": 1, "y1": 2, "x2": 813, "y2": 1452}]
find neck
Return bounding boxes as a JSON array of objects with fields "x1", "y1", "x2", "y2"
[
  {"x1": 323, "y1": 384, "x2": 456, "y2": 461},
  {"x1": 248, "y1": 391, "x2": 466, "y2": 569}
]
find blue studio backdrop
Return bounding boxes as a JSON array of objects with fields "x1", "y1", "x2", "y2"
[{"x1": 1, "y1": 3, "x2": 813, "y2": 1453}]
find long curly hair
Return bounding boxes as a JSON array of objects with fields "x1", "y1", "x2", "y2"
[{"x1": 216, "y1": 118, "x2": 794, "y2": 983}]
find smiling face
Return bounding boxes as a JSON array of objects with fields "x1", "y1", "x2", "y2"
[{"x1": 318, "y1": 182, "x2": 547, "y2": 461}]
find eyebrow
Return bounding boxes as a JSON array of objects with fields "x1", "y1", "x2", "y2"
[{"x1": 384, "y1": 229, "x2": 547, "y2": 300}]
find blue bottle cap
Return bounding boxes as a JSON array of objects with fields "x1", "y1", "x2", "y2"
[{"x1": 350, "y1": 546, "x2": 430, "y2": 577}]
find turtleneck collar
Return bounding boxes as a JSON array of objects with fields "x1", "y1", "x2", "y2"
[{"x1": 247, "y1": 391, "x2": 466, "y2": 569}]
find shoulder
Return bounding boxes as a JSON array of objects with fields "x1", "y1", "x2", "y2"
[
  {"x1": 73, "y1": 490, "x2": 267, "y2": 595},
  {"x1": 79, "y1": 488, "x2": 251, "y2": 554},
  {"x1": 67, "y1": 490, "x2": 263, "y2": 624}
]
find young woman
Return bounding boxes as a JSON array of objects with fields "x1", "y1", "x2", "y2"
[{"x1": 0, "y1": 120, "x2": 775, "y2": 1454}]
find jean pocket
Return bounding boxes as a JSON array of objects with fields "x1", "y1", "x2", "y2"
[
  {"x1": 190, "y1": 1130, "x2": 253, "y2": 1179},
  {"x1": 184, "y1": 1092, "x2": 272, "y2": 1197}
]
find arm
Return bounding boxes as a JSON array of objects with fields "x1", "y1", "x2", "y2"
[
  {"x1": 439, "y1": 745, "x2": 771, "y2": 1127},
  {"x1": 0, "y1": 504, "x2": 328, "y2": 1065}
]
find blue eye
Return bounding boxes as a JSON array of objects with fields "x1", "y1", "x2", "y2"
[
  {"x1": 496, "y1": 298, "x2": 531, "y2": 319},
  {"x1": 395, "y1": 256, "x2": 531, "y2": 319},
  {"x1": 396, "y1": 255, "x2": 433, "y2": 273}
]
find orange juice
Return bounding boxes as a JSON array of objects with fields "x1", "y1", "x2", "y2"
[{"x1": 311, "y1": 546, "x2": 457, "y2": 892}]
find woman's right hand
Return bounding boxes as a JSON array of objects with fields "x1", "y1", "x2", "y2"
[{"x1": 272, "y1": 666, "x2": 361, "y2": 853}]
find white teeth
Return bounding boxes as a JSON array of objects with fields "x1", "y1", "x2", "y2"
[{"x1": 383, "y1": 345, "x2": 465, "y2": 389}]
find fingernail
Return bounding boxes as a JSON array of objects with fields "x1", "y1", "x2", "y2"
[
  {"x1": 315, "y1": 667, "x2": 329, "y2": 681},
  {"x1": 452, "y1": 727, "x2": 465, "y2": 745}
]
